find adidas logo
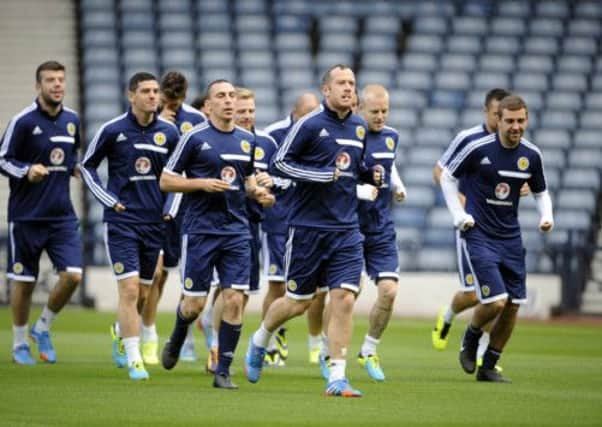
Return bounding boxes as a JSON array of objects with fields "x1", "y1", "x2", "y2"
[
  {"x1": 116, "y1": 133, "x2": 127, "y2": 142},
  {"x1": 32, "y1": 126, "x2": 43, "y2": 135},
  {"x1": 201, "y1": 142, "x2": 212, "y2": 151},
  {"x1": 480, "y1": 157, "x2": 492, "y2": 165},
  {"x1": 319, "y1": 128, "x2": 330, "y2": 137}
]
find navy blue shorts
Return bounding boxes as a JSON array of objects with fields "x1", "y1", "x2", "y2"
[
  {"x1": 162, "y1": 218, "x2": 182, "y2": 268},
  {"x1": 263, "y1": 232, "x2": 286, "y2": 282},
  {"x1": 248, "y1": 221, "x2": 261, "y2": 295},
  {"x1": 8, "y1": 220, "x2": 82, "y2": 282},
  {"x1": 284, "y1": 226, "x2": 364, "y2": 300},
  {"x1": 181, "y1": 233, "x2": 250, "y2": 296},
  {"x1": 455, "y1": 230, "x2": 477, "y2": 292},
  {"x1": 362, "y1": 229, "x2": 399, "y2": 283},
  {"x1": 104, "y1": 222, "x2": 164, "y2": 285},
  {"x1": 462, "y1": 226, "x2": 527, "y2": 304}
]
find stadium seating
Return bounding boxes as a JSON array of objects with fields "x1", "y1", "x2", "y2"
[{"x1": 78, "y1": 0, "x2": 602, "y2": 273}]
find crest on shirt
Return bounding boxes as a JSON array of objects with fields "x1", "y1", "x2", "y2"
[
  {"x1": 153, "y1": 132, "x2": 167, "y2": 146},
  {"x1": 180, "y1": 121, "x2": 193, "y2": 134},
  {"x1": 481, "y1": 285, "x2": 491, "y2": 297},
  {"x1": 50, "y1": 147, "x2": 65, "y2": 165},
  {"x1": 221, "y1": 166, "x2": 237, "y2": 184},
  {"x1": 356, "y1": 126, "x2": 365, "y2": 140},
  {"x1": 254, "y1": 146, "x2": 265, "y2": 161},
  {"x1": 13, "y1": 262, "x2": 24, "y2": 274},
  {"x1": 385, "y1": 137, "x2": 395, "y2": 151},
  {"x1": 465, "y1": 274, "x2": 474, "y2": 285},
  {"x1": 240, "y1": 139, "x2": 251, "y2": 153},
  {"x1": 495, "y1": 182, "x2": 510, "y2": 200},
  {"x1": 335, "y1": 152, "x2": 351, "y2": 170},
  {"x1": 287, "y1": 279, "x2": 297, "y2": 291},
  {"x1": 67, "y1": 122, "x2": 76, "y2": 136},
  {"x1": 113, "y1": 262, "x2": 124, "y2": 274},
  {"x1": 135, "y1": 156, "x2": 151, "y2": 174},
  {"x1": 184, "y1": 277, "x2": 193, "y2": 289},
  {"x1": 269, "y1": 264, "x2": 277, "y2": 274},
  {"x1": 517, "y1": 156, "x2": 529, "y2": 171}
]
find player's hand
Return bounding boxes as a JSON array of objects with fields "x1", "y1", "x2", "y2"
[
  {"x1": 394, "y1": 190, "x2": 406, "y2": 203},
  {"x1": 373, "y1": 165, "x2": 385, "y2": 187},
  {"x1": 539, "y1": 219, "x2": 554, "y2": 233},
  {"x1": 520, "y1": 183, "x2": 531, "y2": 197},
  {"x1": 255, "y1": 171, "x2": 274, "y2": 188},
  {"x1": 159, "y1": 106, "x2": 176, "y2": 123},
  {"x1": 255, "y1": 187, "x2": 276, "y2": 207},
  {"x1": 113, "y1": 202, "x2": 126, "y2": 213},
  {"x1": 200, "y1": 178, "x2": 231, "y2": 192},
  {"x1": 333, "y1": 168, "x2": 341, "y2": 181},
  {"x1": 454, "y1": 213, "x2": 475, "y2": 231},
  {"x1": 27, "y1": 164, "x2": 49, "y2": 183},
  {"x1": 163, "y1": 214, "x2": 173, "y2": 222}
]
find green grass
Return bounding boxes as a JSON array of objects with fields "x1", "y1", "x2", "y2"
[{"x1": 0, "y1": 308, "x2": 601, "y2": 427}]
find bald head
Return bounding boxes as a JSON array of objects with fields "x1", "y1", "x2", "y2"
[
  {"x1": 360, "y1": 84, "x2": 390, "y2": 132},
  {"x1": 292, "y1": 92, "x2": 320, "y2": 121}
]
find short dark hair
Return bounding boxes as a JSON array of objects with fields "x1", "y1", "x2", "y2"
[
  {"x1": 321, "y1": 64, "x2": 353, "y2": 86},
  {"x1": 206, "y1": 79, "x2": 231, "y2": 98},
  {"x1": 498, "y1": 95, "x2": 529, "y2": 118},
  {"x1": 484, "y1": 88, "x2": 511, "y2": 108},
  {"x1": 128, "y1": 72, "x2": 157, "y2": 92},
  {"x1": 191, "y1": 93, "x2": 208, "y2": 110},
  {"x1": 160, "y1": 71, "x2": 188, "y2": 100},
  {"x1": 36, "y1": 61, "x2": 65, "y2": 83}
]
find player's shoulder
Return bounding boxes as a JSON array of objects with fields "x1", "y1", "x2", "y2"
[
  {"x1": 99, "y1": 112, "x2": 129, "y2": 136},
  {"x1": 519, "y1": 137, "x2": 543, "y2": 159},
  {"x1": 234, "y1": 125, "x2": 255, "y2": 140},
  {"x1": 8, "y1": 102, "x2": 38, "y2": 128},
  {"x1": 382, "y1": 125, "x2": 400, "y2": 138},
  {"x1": 458, "y1": 132, "x2": 496, "y2": 155},
  {"x1": 62, "y1": 105, "x2": 80, "y2": 121},
  {"x1": 454, "y1": 124, "x2": 487, "y2": 141},
  {"x1": 156, "y1": 116, "x2": 180, "y2": 137},
  {"x1": 264, "y1": 116, "x2": 292, "y2": 134},
  {"x1": 255, "y1": 129, "x2": 278, "y2": 149}
]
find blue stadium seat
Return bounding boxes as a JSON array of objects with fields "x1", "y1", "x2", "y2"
[
  {"x1": 440, "y1": 53, "x2": 476, "y2": 71},
  {"x1": 159, "y1": 32, "x2": 193, "y2": 49},
  {"x1": 361, "y1": 52, "x2": 398, "y2": 71},
  {"x1": 446, "y1": 35, "x2": 481, "y2": 53},
  {"x1": 236, "y1": 15, "x2": 270, "y2": 33},
  {"x1": 422, "y1": 227, "x2": 456, "y2": 246},
  {"x1": 427, "y1": 207, "x2": 453, "y2": 228},
  {"x1": 580, "y1": 112, "x2": 602, "y2": 130},
  {"x1": 545, "y1": 93, "x2": 583, "y2": 111},
  {"x1": 408, "y1": 35, "x2": 444, "y2": 53},
  {"x1": 574, "y1": 130, "x2": 601, "y2": 149},
  {"x1": 277, "y1": 52, "x2": 313, "y2": 69},
  {"x1": 555, "y1": 209, "x2": 592, "y2": 231},
  {"x1": 478, "y1": 54, "x2": 514, "y2": 72},
  {"x1": 541, "y1": 149, "x2": 566, "y2": 170},
  {"x1": 195, "y1": 0, "x2": 229, "y2": 13},
  {"x1": 157, "y1": 0, "x2": 191, "y2": 13},
  {"x1": 524, "y1": 37, "x2": 559, "y2": 55},
  {"x1": 365, "y1": 15, "x2": 401, "y2": 34},
  {"x1": 557, "y1": 56, "x2": 593, "y2": 74},
  {"x1": 556, "y1": 189, "x2": 597, "y2": 212},
  {"x1": 276, "y1": 33, "x2": 310, "y2": 51},
  {"x1": 533, "y1": 129, "x2": 571, "y2": 150},
  {"x1": 563, "y1": 37, "x2": 598, "y2": 56},
  {"x1": 197, "y1": 14, "x2": 231, "y2": 31},
  {"x1": 414, "y1": 16, "x2": 448, "y2": 34},
  {"x1": 239, "y1": 51, "x2": 274, "y2": 68},
  {"x1": 522, "y1": 231, "x2": 544, "y2": 251},
  {"x1": 490, "y1": 18, "x2": 526, "y2": 36},
  {"x1": 529, "y1": 17, "x2": 564, "y2": 36},
  {"x1": 513, "y1": 73, "x2": 549, "y2": 92},
  {"x1": 120, "y1": 0, "x2": 152, "y2": 12},
  {"x1": 568, "y1": 149, "x2": 602, "y2": 169},
  {"x1": 485, "y1": 35, "x2": 521, "y2": 54},
  {"x1": 395, "y1": 227, "x2": 422, "y2": 250},
  {"x1": 392, "y1": 206, "x2": 427, "y2": 228},
  {"x1": 240, "y1": 68, "x2": 276, "y2": 88},
  {"x1": 388, "y1": 108, "x2": 419, "y2": 131},
  {"x1": 417, "y1": 247, "x2": 457, "y2": 271},
  {"x1": 234, "y1": 0, "x2": 267, "y2": 14},
  {"x1": 585, "y1": 93, "x2": 602, "y2": 110},
  {"x1": 389, "y1": 89, "x2": 427, "y2": 109},
  {"x1": 400, "y1": 165, "x2": 435, "y2": 186},
  {"x1": 121, "y1": 30, "x2": 154, "y2": 49},
  {"x1": 540, "y1": 110, "x2": 577, "y2": 131},
  {"x1": 434, "y1": 72, "x2": 471, "y2": 91},
  {"x1": 120, "y1": 11, "x2": 154, "y2": 29},
  {"x1": 473, "y1": 72, "x2": 510, "y2": 91},
  {"x1": 357, "y1": 70, "x2": 394, "y2": 88},
  {"x1": 552, "y1": 74, "x2": 588, "y2": 92},
  {"x1": 82, "y1": 10, "x2": 116, "y2": 29},
  {"x1": 82, "y1": 29, "x2": 116, "y2": 48},
  {"x1": 535, "y1": 2, "x2": 569, "y2": 18},
  {"x1": 421, "y1": 108, "x2": 459, "y2": 128},
  {"x1": 402, "y1": 185, "x2": 436, "y2": 208},
  {"x1": 83, "y1": 66, "x2": 120, "y2": 85},
  {"x1": 460, "y1": 108, "x2": 484, "y2": 128},
  {"x1": 517, "y1": 55, "x2": 554, "y2": 74},
  {"x1": 518, "y1": 209, "x2": 540, "y2": 229},
  {"x1": 360, "y1": 35, "x2": 398, "y2": 53},
  {"x1": 197, "y1": 31, "x2": 232, "y2": 50},
  {"x1": 497, "y1": 2, "x2": 530, "y2": 17},
  {"x1": 161, "y1": 49, "x2": 194, "y2": 68},
  {"x1": 575, "y1": 2, "x2": 602, "y2": 18},
  {"x1": 199, "y1": 50, "x2": 234, "y2": 68},
  {"x1": 430, "y1": 91, "x2": 464, "y2": 109},
  {"x1": 568, "y1": 19, "x2": 602, "y2": 37},
  {"x1": 158, "y1": 14, "x2": 192, "y2": 32}
]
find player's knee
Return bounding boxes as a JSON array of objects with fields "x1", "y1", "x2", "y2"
[
  {"x1": 378, "y1": 281, "x2": 398, "y2": 306},
  {"x1": 181, "y1": 296, "x2": 205, "y2": 317},
  {"x1": 63, "y1": 272, "x2": 82, "y2": 287},
  {"x1": 119, "y1": 283, "x2": 139, "y2": 305},
  {"x1": 489, "y1": 299, "x2": 507, "y2": 314},
  {"x1": 223, "y1": 289, "x2": 244, "y2": 308}
]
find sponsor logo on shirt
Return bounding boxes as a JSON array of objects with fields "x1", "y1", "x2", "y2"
[
  {"x1": 221, "y1": 166, "x2": 237, "y2": 184},
  {"x1": 135, "y1": 157, "x2": 151, "y2": 174},
  {"x1": 50, "y1": 147, "x2": 65, "y2": 165},
  {"x1": 335, "y1": 152, "x2": 351, "y2": 170},
  {"x1": 495, "y1": 182, "x2": 510, "y2": 200}
]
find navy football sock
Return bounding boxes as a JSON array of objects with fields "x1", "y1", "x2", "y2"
[
  {"x1": 462, "y1": 324, "x2": 483, "y2": 354},
  {"x1": 216, "y1": 320, "x2": 242, "y2": 376},
  {"x1": 482, "y1": 346, "x2": 502, "y2": 369},
  {"x1": 169, "y1": 305, "x2": 195, "y2": 352}
]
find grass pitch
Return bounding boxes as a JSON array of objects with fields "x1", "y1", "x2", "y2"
[{"x1": 0, "y1": 308, "x2": 601, "y2": 427}]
